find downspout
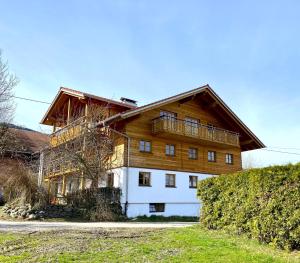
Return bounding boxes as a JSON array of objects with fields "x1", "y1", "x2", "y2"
[{"x1": 103, "y1": 125, "x2": 130, "y2": 216}]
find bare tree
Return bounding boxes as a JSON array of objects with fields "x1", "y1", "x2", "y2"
[
  {"x1": 0, "y1": 50, "x2": 18, "y2": 122},
  {"x1": 0, "y1": 50, "x2": 18, "y2": 156},
  {"x1": 41, "y1": 103, "x2": 120, "y2": 200}
]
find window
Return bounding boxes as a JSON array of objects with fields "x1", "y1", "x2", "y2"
[
  {"x1": 185, "y1": 117, "x2": 199, "y2": 136},
  {"x1": 139, "y1": 172, "x2": 151, "y2": 186},
  {"x1": 166, "y1": 144, "x2": 175, "y2": 156},
  {"x1": 149, "y1": 203, "x2": 165, "y2": 213},
  {"x1": 139, "y1": 140, "x2": 151, "y2": 152},
  {"x1": 107, "y1": 173, "x2": 114, "y2": 187},
  {"x1": 188, "y1": 148, "x2": 198, "y2": 160},
  {"x1": 208, "y1": 151, "x2": 216, "y2": 162},
  {"x1": 207, "y1": 123, "x2": 214, "y2": 131},
  {"x1": 189, "y1": 176, "x2": 198, "y2": 188},
  {"x1": 165, "y1": 174, "x2": 176, "y2": 187},
  {"x1": 160, "y1": 110, "x2": 177, "y2": 120},
  {"x1": 226, "y1": 153, "x2": 234, "y2": 164}
]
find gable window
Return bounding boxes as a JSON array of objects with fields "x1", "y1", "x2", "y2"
[
  {"x1": 208, "y1": 151, "x2": 216, "y2": 162},
  {"x1": 149, "y1": 203, "x2": 165, "y2": 213},
  {"x1": 189, "y1": 176, "x2": 198, "y2": 188},
  {"x1": 107, "y1": 173, "x2": 114, "y2": 187},
  {"x1": 188, "y1": 148, "x2": 198, "y2": 160},
  {"x1": 165, "y1": 174, "x2": 176, "y2": 187},
  {"x1": 139, "y1": 140, "x2": 151, "y2": 152},
  {"x1": 226, "y1": 153, "x2": 234, "y2": 165},
  {"x1": 139, "y1": 172, "x2": 151, "y2": 186},
  {"x1": 166, "y1": 144, "x2": 175, "y2": 156}
]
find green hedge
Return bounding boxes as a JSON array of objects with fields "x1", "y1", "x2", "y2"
[{"x1": 197, "y1": 163, "x2": 300, "y2": 250}]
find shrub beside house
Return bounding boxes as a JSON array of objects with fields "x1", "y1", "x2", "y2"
[
  {"x1": 198, "y1": 163, "x2": 300, "y2": 250},
  {"x1": 0, "y1": 125, "x2": 49, "y2": 205}
]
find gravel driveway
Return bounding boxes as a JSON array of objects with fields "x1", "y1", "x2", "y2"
[{"x1": 0, "y1": 220, "x2": 196, "y2": 232}]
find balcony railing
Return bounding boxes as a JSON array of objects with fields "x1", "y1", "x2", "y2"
[
  {"x1": 152, "y1": 117, "x2": 239, "y2": 146},
  {"x1": 50, "y1": 117, "x2": 87, "y2": 147}
]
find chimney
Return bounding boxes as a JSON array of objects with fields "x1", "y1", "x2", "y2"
[{"x1": 120, "y1": 97, "x2": 137, "y2": 107}]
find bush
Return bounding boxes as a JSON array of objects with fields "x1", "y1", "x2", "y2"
[
  {"x1": 66, "y1": 188, "x2": 124, "y2": 221},
  {"x1": 198, "y1": 163, "x2": 300, "y2": 250},
  {"x1": 0, "y1": 160, "x2": 48, "y2": 208}
]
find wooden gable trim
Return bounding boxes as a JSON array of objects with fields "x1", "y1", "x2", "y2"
[{"x1": 41, "y1": 87, "x2": 136, "y2": 125}]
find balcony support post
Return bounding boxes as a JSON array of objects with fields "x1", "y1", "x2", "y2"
[
  {"x1": 80, "y1": 172, "x2": 85, "y2": 190},
  {"x1": 52, "y1": 123, "x2": 56, "y2": 133},
  {"x1": 85, "y1": 103, "x2": 88, "y2": 118},
  {"x1": 67, "y1": 98, "x2": 71, "y2": 125},
  {"x1": 62, "y1": 175, "x2": 66, "y2": 196}
]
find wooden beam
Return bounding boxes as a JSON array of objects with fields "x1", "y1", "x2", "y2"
[
  {"x1": 52, "y1": 123, "x2": 56, "y2": 133},
  {"x1": 67, "y1": 98, "x2": 71, "y2": 125},
  {"x1": 62, "y1": 175, "x2": 66, "y2": 196},
  {"x1": 80, "y1": 172, "x2": 85, "y2": 190},
  {"x1": 85, "y1": 103, "x2": 88, "y2": 118},
  {"x1": 240, "y1": 139, "x2": 254, "y2": 146},
  {"x1": 178, "y1": 95, "x2": 196, "y2": 105}
]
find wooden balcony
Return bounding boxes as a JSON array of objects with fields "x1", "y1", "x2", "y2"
[
  {"x1": 50, "y1": 117, "x2": 86, "y2": 147},
  {"x1": 152, "y1": 117, "x2": 239, "y2": 147}
]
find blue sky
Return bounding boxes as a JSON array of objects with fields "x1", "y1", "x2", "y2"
[{"x1": 1, "y1": 0, "x2": 299, "y2": 167}]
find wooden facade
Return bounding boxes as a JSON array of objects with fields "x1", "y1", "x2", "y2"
[
  {"x1": 124, "y1": 99, "x2": 242, "y2": 174},
  {"x1": 41, "y1": 85, "x2": 264, "y2": 191}
]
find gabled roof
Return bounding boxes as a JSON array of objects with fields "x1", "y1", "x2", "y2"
[
  {"x1": 41, "y1": 85, "x2": 265, "y2": 151},
  {"x1": 103, "y1": 84, "x2": 265, "y2": 151},
  {"x1": 40, "y1": 87, "x2": 136, "y2": 125}
]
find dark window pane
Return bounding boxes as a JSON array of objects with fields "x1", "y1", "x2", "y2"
[
  {"x1": 149, "y1": 203, "x2": 165, "y2": 213},
  {"x1": 189, "y1": 176, "x2": 198, "y2": 188},
  {"x1": 139, "y1": 172, "x2": 151, "y2": 186}
]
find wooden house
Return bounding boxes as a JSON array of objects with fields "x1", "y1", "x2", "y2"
[{"x1": 40, "y1": 85, "x2": 264, "y2": 217}]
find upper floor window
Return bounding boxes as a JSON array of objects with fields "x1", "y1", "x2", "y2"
[
  {"x1": 208, "y1": 151, "x2": 216, "y2": 162},
  {"x1": 189, "y1": 176, "x2": 198, "y2": 188},
  {"x1": 160, "y1": 110, "x2": 177, "y2": 120},
  {"x1": 188, "y1": 148, "x2": 198, "y2": 160},
  {"x1": 185, "y1": 117, "x2": 199, "y2": 136},
  {"x1": 139, "y1": 172, "x2": 151, "y2": 186},
  {"x1": 225, "y1": 153, "x2": 234, "y2": 165},
  {"x1": 166, "y1": 144, "x2": 175, "y2": 156},
  {"x1": 165, "y1": 174, "x2": 176, "y2": 187},
  {"x1": 185, "y1": 117, "x2": 199, "y2": 127},
  {"x1": 139, "y1": 140, "x2": 151, "y2": 152},
  {"x1": 207, "y1": 123, "x2": 214, "y2": 129}
]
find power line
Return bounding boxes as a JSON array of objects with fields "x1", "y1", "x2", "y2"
[
  {"x1": 12, "y1": 95, "x2": 51, "y2": 105},
  {"x1": 267, "y1": 146, "x2": 300, "y2": 151},
  {"x1": 8, "y1": 95, "x2": 300, "y2": 157},
  {"x1": 260, "y1": 148, "x2": 300, "y2": 156}
]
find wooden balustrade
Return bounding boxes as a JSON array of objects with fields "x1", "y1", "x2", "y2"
[
  {"x1": 50, "y1": 117, "x2": 87, "y2": 147},
  {"x1": 152, "y1": 117, "x2": 239, "y2": 146}
]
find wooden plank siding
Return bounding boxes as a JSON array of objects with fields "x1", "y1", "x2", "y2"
[{"x1": 124, "y1": 99, "x2": 242, "y2": 174}]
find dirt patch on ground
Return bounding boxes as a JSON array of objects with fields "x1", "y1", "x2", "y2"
[{"x1": 0, "y1": 228, "x2": 159, "y2": 261}]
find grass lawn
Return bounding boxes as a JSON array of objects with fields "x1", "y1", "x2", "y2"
[{"x1": 0, "y1": 225, "x2": 299, "y2": 263}]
